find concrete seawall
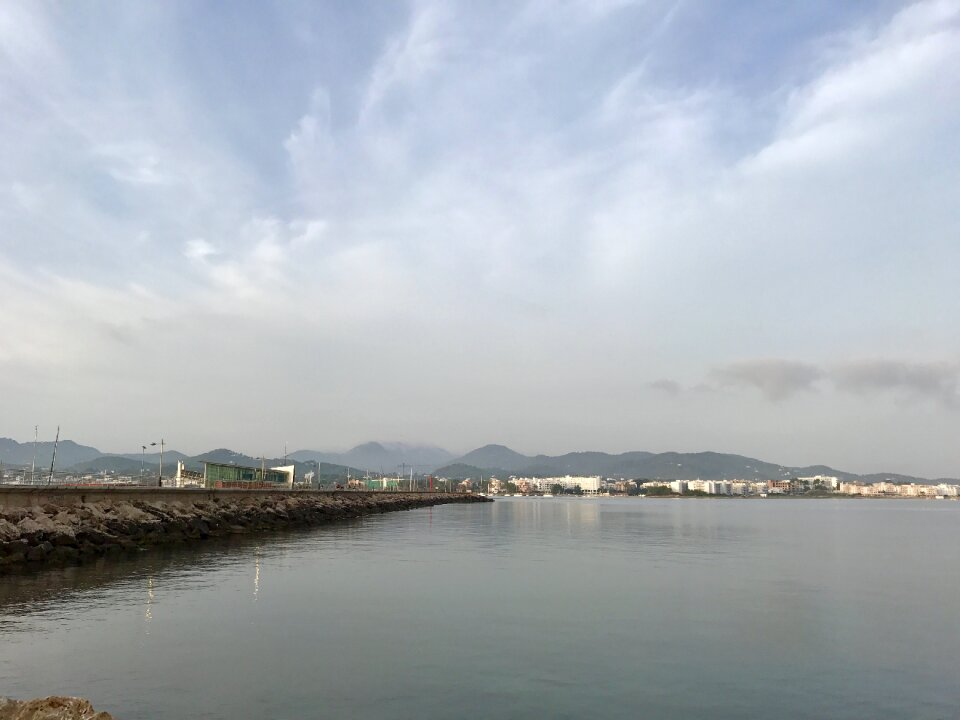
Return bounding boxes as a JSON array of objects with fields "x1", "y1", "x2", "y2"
[{"x1": 0, "y1": 489, "x2": 491, "y2": 574}]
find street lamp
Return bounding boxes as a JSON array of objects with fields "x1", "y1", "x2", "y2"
[
  {"x1": 150, "y1": 439, "x2": 164, "y2": 487},
  {"x1": 141, "y1": 445, "x2": 147, "y2": 482}
]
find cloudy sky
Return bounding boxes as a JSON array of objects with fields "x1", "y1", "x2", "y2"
[{"x1": 1, "y1": 0, "x2": 958, "y2": 476}]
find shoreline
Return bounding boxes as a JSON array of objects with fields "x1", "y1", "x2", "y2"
[{"x1": 0, "y1": 490, "x2": 491, "y2": 575}]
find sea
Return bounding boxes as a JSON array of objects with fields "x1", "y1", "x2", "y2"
[{"x1": 1, "y1": 496, "x2": 958, "y2": 719}]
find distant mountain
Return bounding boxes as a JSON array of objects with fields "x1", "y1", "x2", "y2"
[
  {"x1": 455, "y1": 444, "x2": 532, "y2": 472},
  {"x1": 0, "y1": 437, "x2": 101, "y2": 469},
  {"x1": 290, "y1": 441, "x2": 454, "y2": 472},
  {"x1": 2, "y1": 435, "x2": 953, "y2": 484},
  {"x1": 68, "y1": 456, "x2": 161, "y2": 476},
  {"x1": 113, "y1": 450, "x2": 191, "y2": 465},
  {"x1": 433, "y1": 463, "x2": 511, "y2": 480},
  {"x1": 860, "y1": 472, "x2": 932, "y2": 485},
  {"x1": 436, "y1": 446, "x2": 956, "y2": 484}
]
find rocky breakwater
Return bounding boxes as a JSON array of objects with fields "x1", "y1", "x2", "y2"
[
  {"x1": 0, "y1": 696, "x2": 112, "y2": 720},
  {"x1": 0, "y1": 492, "x2": 491, "y2": 574}
]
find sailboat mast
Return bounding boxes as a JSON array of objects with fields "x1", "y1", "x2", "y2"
[
  {"x1": 47, "y1": 426, "x2": 59, "y2": 485},
  {"x1": 31, "y1": 425, "x2": 37, "y2": 483}
]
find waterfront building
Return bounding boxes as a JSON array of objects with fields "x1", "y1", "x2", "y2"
[
  {"x1": 203, "y1": 461, "x2": 295, "y2": 489},
  {"x1": 174, "y1": 461, "x2": 204, "y2": 488},
  {"x1": 798, "y1": 475, "x2": 839, "y2": 490},
  {"x1": 365, "y1": 477, "x2": 400, "y2": 490},
  {"x1": 514, "y1": 475, "x2": 603, "y2": 494}
]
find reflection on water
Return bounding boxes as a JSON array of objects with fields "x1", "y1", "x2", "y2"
[
  {"x1": 144, "y1": 577, "x2": 154, "y2": 628},
  {"x1": 1, "y1": 498, "x2": 959, "y2": 720},
  {"x1": 253, "y1": 547, "x2": 260, "y2": 601}
]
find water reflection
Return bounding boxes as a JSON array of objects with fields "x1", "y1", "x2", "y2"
[
  {"x1": 1, "y1": 499, "x2": 959, "y2": 720},
  {"x1": 0, "y1": 519, "x2": 366, "y2": 627},
  {"x1": 253, "y1": 547, "x2": 260, "y2": 601},
  {"x1": 144, "y1": 576, "x2": 154, "y2": 628}
]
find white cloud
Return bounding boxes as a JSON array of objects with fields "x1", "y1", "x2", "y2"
[
  {"x1": 359, "y1": 1, "x2": 453, "y2": 124},
  {"x1": 2, "y1": 1, "x2": 960, "y2": 474},
  {"x1": 183, "y1": 239, "x2": 217, "y2": 261}
]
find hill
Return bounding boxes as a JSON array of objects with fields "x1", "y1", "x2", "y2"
[
  {"x1": 431, "y1": 463, "x2": 512, "y2": 480},
  {"x1": 454, "y1": 444, "x2": 532, "y2": 472},
  {"x1": 289, "y1": 441, "x2": 453, "y2": 472},
  {"x1": 436, "y1": 446, "x2": 954, "y2": 483},
  {"x1": 0, "y1": 437, "x2": 101, "y2": 469}
]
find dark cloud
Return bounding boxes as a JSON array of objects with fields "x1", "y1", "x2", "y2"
[
  {"x1": 648, "y1": 379, "x2": 682, "y2": 396},
  {"x1": 712, "y1": 359, "x2": 824, "y2": 401},
  {"x1": 833, "y1": 360, "x2": 960, "y2": 407}
]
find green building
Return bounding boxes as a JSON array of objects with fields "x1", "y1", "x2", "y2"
[
  {"x1": 203, "y1": 461, "x2": 295, "y2": 489},
  {"x1": 365, "y1": 478, "x2": 400, "y2": 491}
]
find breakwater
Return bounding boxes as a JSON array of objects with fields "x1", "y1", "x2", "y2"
[
  {"x1": 0, "y1": 696, "x2": 113, "y2": 719},
  {"x1": 0, "y1": 490, "x2": 491, "y2": 574}
]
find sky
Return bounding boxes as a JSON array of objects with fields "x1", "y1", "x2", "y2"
[{"x1": 1, "y1": 0, "x2": 959, "y2": 477}]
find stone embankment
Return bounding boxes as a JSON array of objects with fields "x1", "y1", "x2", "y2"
[
  {"x1": 0, "y1": 696, "x2": 112, "y2": 720},
  {"x1": 0, "y1": 491, "x2": 490, "y2": 574}
]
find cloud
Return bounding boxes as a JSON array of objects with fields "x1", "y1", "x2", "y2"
[
  {"x1": 359, "y1": 2, "x2": 453, "y2": 124},
  {"x1": 833, "y1": 360, "x2": 960, "y2": 407},
  {"x1": 183, "y1": 239, "x2": 217, "y2": 261},
  {"x1": 712, "y1": 359, "x2": 824, "y2": 401},
  {"x1": 2, "y1": 1, "x2": 960, "y2": 474},
  {"x1": 741, "y1": 0, "x2": 960, "y2": 176},
  {"x1": 648, "y1": 378, "x2": 682, "y2": 396}
]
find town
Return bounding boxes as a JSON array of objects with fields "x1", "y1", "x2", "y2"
[{"x1": 472, "y1": 474, "x2": 960, "y2": 499}]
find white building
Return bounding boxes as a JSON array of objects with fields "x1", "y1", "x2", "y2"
[
  {"x1": 798, "y1": 475, "x2": 839, "y2": 490},
  {"x1": 519, "y1": 475, "x2": 603, "y2": 494}
]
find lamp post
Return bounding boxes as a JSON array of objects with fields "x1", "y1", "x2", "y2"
[
  {"x1": 141, "y1": 445, "x2": 147, "y2": 482},
  {"x1": 150, "y1": 439, "x2": 164, "y2": 487}
]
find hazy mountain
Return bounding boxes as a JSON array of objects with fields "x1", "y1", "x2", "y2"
[
  {"x1": 431, "y1": 463, "x2": 511, "y2": 480},
  {"x1": 454, "y1": 444, "x2": 533, "y2": 472},
  {"x1": 437, "y1": 446, "x2": 956, "y2": 483},
  {"x1": 2, "y1": 435, "x2": 953, "y2": 484},
  {"x1": 0, "y1": 437, "x2": 101, "y2": 469},
  {"x1": 289, "y1": 442, "x2": 454, "y2": 472},
  {"x1": 113, "y1": 450, "x2": 191, "y2": 464},
  {"x1": 68, "y1": 457, "x2": 162, "y2": 476},
  {"x1": 860, "y1": 472, "x2": 932, "y2": 485}
]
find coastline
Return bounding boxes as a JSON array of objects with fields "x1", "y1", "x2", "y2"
[{"x1": 0, "y1": 490, "x2": 491, "y2": 575}]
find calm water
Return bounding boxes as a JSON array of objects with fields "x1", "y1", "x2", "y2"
[{"x1": 1, "y1": 497, "x2": 959, "y2": 719}]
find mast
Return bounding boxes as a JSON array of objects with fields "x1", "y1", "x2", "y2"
[
  {"x1": 47, "y1": 425, "x2": 59, "y2": 485},
  {"x1": 31, "y1": 425, "x2": 37, "y2": 483}
]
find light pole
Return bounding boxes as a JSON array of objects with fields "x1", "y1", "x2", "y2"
[
  {"x1": 150, "y1": 439, "x2": 164, "y2": 487},
  {"x1": 141, "y1": 445, "x2": 147, "y2": 482}
]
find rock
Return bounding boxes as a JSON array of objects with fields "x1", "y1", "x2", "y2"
[
  {"x1": 48, "y1": 546, "x2": 80, "y2": 564},
  {"x1": 26, "y1": 541, "x2": 54, "y2": 562},
  {"x1": 0, "y1": 519, "x2": 20, "y2": 543},
  {"x1": 0, "y1": 695, "x2": 113, "y2": 719},
  {"x1": 0, "y1": 492, "x2": 490, "y2": 573}
]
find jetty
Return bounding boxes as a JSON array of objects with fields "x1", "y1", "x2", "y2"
[{"x1": 0, "y1": 488, "x2": 491, "y2": 574}]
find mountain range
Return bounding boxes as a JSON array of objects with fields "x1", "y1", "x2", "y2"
[
  {"x1": 434, "y1": 445, "x2": 956, "y2": 484},
  {"x1": 0, "y1": 438, "x2": 953, "y2": 484}
]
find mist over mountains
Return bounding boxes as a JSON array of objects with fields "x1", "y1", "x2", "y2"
[{"x1": 0, "y1": 437, "x2": 952, "y2": 484}]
